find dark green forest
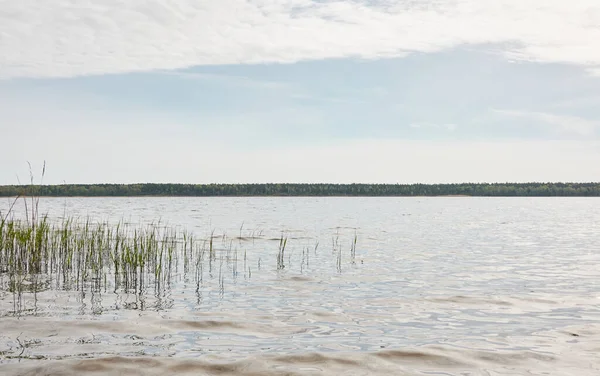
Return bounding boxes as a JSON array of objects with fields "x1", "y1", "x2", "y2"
[{"x1": 0, "y1": 183, "x2": 599, "y2": 197}]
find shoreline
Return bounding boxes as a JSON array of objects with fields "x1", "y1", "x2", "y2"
[
  {"x1": 3, "y1": 194, "x2": 600, "y2": 198},
  {"x1": 2, "y1": 182, "x2": 599, "y2": 198}
]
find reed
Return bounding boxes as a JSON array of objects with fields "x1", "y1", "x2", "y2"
[
  {"x1": 350, "y1": 233, "x2": 357, "y2": 264},
  {"x1": 0, "y1": 214, "x2": 219, "y2": 301},
  {"x1": 276, "y1": 235, "x2": 287, "y2": 270}
]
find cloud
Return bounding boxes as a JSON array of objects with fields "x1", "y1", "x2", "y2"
[
  {"x1": 492, "y1": 109, "x2": 600, "y2": 137},
  {"x1": 163, "y1": 71, "x2": 364, "y2": 103},
  {"x1": 410, "y1": 123, "x2": 457, "y2": 132},
  {"x1": 1, "y1": 0, "x2": 599, "y2": 79},
  {"x1": 161, "y1": 71, "x2": 288, "y2": 90},
  {"x1": 588, "y1": 67, "x2": 600, "y2": 77}
]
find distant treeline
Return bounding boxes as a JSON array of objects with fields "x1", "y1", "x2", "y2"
[{"x1": 0, "y1": 183, "x2": 599, "y2": 197}]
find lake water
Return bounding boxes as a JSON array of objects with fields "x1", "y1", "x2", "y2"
[{"x1": 1, "y1": 197, "x2": 599, "y2": 375}]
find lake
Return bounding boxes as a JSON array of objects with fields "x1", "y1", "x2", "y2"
[{"x1": 1, "y1": 197, "x2": 599, "y2": 375}]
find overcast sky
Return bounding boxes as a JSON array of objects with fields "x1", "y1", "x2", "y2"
[{"x1": 1, "y1": 0, "x2": 600, "y2": 184}]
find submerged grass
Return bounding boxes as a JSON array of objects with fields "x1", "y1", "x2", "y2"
[
  {"x1": 0, "y1": 213, "x2": 247, "y2": 315},
  {"x1": 1, "y1": 211, "x2": 361, "y2": 292},
  {"x1": 0, "y1": 215, "x2": 188, "y2": 293}
]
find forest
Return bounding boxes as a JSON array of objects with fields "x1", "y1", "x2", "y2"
[{"x1": 0, "y1": 182, "x2": 599, "y2": 197}]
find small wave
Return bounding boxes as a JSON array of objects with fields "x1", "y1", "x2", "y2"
[
  {"x1": 373, "y1": 349, "x2": 469, "y2": 367},
  {"x1": 426, "y1": 295, "x2": 513, "y2": 306}
]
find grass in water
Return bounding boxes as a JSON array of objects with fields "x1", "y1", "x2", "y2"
[
  {"x1": 277, "y1": 235, "x2": 288, "y2": 270},
  {"x1": 1, "y1": 163, "x2": 364, "y2": 316}
]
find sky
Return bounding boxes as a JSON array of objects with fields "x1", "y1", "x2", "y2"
[{"x1": 1, "y1": 0, "x2": 600, "y2": 184}]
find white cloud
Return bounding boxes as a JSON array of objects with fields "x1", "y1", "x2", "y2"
[
  {"x1": 493, "y1": 109, "x2": 600, "y2": 137},
  {"x1": 550, "y1": 95, "x2": 600, "y2": 109},
  {"x1": 410, "y1": 123, "x2": 457, "y2": 131},
  {"x1": 161, "y1": 71, "x2": 288, "y2": 89},
  {"x1": 1, "y1": 0, "x2": 599, "y2": 79},
  {"x1": 588, "y1": 67, "x2": 600, "y2": 77}
]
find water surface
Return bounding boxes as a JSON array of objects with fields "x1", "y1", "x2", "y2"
[{"x1": 1, "y1": 197, "x2": 599, "y2": 375}]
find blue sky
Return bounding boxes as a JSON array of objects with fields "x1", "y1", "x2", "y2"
[{"x1": 1, "y1": 1, "x2": 600, "y2": 184}]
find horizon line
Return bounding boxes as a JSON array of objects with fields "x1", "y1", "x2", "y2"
[{"x1": 2, "y1": 182, "x2": 600, "y2": 186}]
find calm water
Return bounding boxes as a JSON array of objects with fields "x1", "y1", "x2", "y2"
[{"x1": 1, "y1": 197, "x2": 599, "y2": 375}]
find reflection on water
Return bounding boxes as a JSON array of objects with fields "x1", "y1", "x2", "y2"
[{"x1": 1, "y1": 197, "x2": 600, "y2": 375}]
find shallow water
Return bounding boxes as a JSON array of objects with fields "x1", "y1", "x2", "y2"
[{"x1": 1, "y1": 197, "x2": 600, "y2": 375}]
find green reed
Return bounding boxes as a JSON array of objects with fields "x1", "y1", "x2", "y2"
[
  {"x1": 277, "y1": 235, "x2": 288, "y2": 270},
  {"x1": 0, "y1": 214, "x2": 215, "y2": 295},
  {"x1": 2, "y1": 202, "x2": 362, "y2": 317}
]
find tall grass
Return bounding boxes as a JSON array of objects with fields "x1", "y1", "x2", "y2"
[{"x1": 2, "y1": 217, "x2": 166, "y2": 290}]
